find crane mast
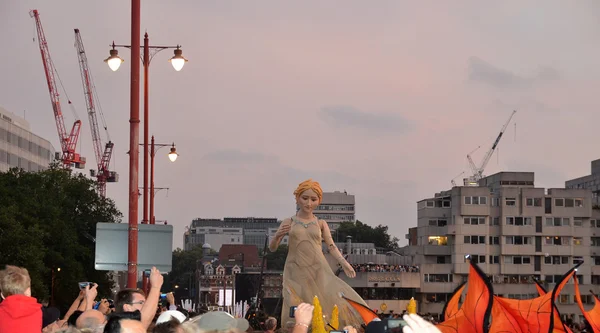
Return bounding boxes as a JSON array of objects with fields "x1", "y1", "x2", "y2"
[
  {"x1": 74, "y1": 29, "x2": 118, "y2": 197},
  {"x1": 464, "y1": 110, "x2": 517, "y2": 186},
  {"x1": 30, "y1": 10, "x2": 85, "y2": 169}
]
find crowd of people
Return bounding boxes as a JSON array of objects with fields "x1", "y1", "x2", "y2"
[
  {"x1": 0, "y1": 265, "x2": 252, "y2": 333},
  {"x1": 351, "y1": 264, "x2": 420, "y2": 273},
  {"x1": 0, "y1": 264, "x2": 439, "y2": 333}
]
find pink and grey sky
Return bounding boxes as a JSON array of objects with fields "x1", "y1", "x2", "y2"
[{"x1": 1, "y1": 1, "x2": 600, "y2": 249}]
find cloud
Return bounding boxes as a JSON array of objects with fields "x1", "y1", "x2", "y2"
[
  {"x1": 202, "y1": 149, "x2": 277, "y2": 163},
  {"x1": 468, "y1": 57, "x2": 560, "y2": 88},
  {"x1": 468, "y1": 57, "x2": 530, "y2": 88},
  {"x1": 536, "y1": 66, "x2": 561, "y2": 81},
  {"x1": 319, "y1": 105, "x2": 411, "y2": 134}
]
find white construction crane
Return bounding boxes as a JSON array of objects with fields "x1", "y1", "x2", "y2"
[
  {"x1": 451, "y1": 171, "x2": 465, "y2": 187},
  {"x1": 464, "y1": 110, "x2": 517, "y2": 186}
]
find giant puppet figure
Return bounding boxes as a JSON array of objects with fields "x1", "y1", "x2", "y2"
[{"x1": 269, "y1": 179, "x2": 369, "y2": 328}]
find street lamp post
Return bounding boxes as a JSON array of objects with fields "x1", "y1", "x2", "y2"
[
  {"x1": 139, "y1": 136, "x2": 177, "y2": 224},
  {"x1": 150, "y1": 136, "x2": 178, "y2": 224},
  {"x1": 106, "y1": 32, "x2": 186, "y2": 288},
  {"x1": 106, "y1": 34, "x2": 187, "y2": 226},
  {"x1": 51, "y1": 267, "x2": 61, "y2": 306}
]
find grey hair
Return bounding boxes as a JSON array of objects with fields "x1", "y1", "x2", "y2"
[{"x1": 265, "y1": 317, "x2": 278, "y2": 330}]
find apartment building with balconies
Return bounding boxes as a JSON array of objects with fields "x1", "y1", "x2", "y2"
[{"x1": 403, "y1": 171, "x2": 600, "y2": 321}]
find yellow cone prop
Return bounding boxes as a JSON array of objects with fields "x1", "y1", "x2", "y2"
[
  {"x1": 330, "y1": 305, "x2": 339, "y2": 332},
  {"x1": 407, "y1": 297, "x2": 417, "y2": 314},
  {"x1": 312, "y1": 296, "x2": 327, "y2": 333}
]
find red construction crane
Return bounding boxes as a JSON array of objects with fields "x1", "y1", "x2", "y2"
[
  {"x1": 30, "y1": 9, "x2": 86, "y2": 169},
  {"x1": 74, "y1": 29, "x2": 118, "y2": 197}
]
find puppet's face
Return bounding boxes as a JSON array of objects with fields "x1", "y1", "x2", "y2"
[{"x1": 297, "y1": 189, "x2": 320, "y2": 214}]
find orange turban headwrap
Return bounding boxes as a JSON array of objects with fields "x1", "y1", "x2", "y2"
[{"x1": 293, "y1": 179, "x2": 323, "y2": 203}]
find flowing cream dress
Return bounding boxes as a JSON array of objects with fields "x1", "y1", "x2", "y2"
[{"x1": 280, "y1": 216, "x2": 369, "y2": 328}]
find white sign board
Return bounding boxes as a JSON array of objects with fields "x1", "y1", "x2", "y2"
[{"x1": 95, "y1": 223, "x2": 173, "y2": 272}]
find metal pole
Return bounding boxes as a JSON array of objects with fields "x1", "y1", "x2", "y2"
[
  {"x1": 223, "y1": 276, "x2": 227, "y2": 307},
  {"x1": 142, "y1": 33, "x2": 149, "y2": 224},
  {"x1": 150, "y1": 135, "x2": 155, "y2": 224},
  {"x1": 142, "y1": 272, "x2": 149, "y2": 295},
  {"x1": 51, "y1": 268, "x2": 55, "y2": 306},
  {"x1": 127, "y1": 0, "x2": 141, "y2": 289}
]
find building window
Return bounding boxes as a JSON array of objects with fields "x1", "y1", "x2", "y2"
[
  {"x1": 573, "y1": 237, "x2": 583, "y2": 246},
  {"x1": 489, "y1": 255, "x2": 499, "y2": 264},
  {"x1": 574, "y1": 218, "x2": 583, "y2": 227},
  {"x1": 464, "y1": 235, "x2": 486, "y2": 244},
  {"x1": 464, "y1": 196, "x2": 487, "y2": 205},
  {"x1": 526, "y1": 198, "x2": 542, "y2": 207},
  {"x1": 545, "y1": 236, "x2": 569, "y2": 246},
  {"x1": 545, "y1": 217, "x2": 569, "y2": 226},
  {"x1": 489, "y1": 236, "x2": 500, "y2": 245},
  {"x1": 505, "y1": 236, "x2": 532, "y2": 245},
  {"x1": 508, "y1": 293, "x2": 538, "y2": 300},
  {"x1": 436, "y1": 256, "x2": 448, "y2": 264},
  {"x1": 424, "y1": 274, "x2": 453, "y2": 283},
  {"x1": 506, "y1": 217, "x2": 514, "y2": 225},
  {"x1": 504, "y1": 256, "x2": 531, "y2": 264},
  {"x1": 544, "y1": 256, "x2": 569, "y2": 265},
  {"x1": 429, "y1": 219, "x2": 448, "y2": 227},
  {"x1": 492, "y1": 217, "x2": 500, "y2": 225},
  {"x1": 558, "y1": 295, "x2": 570, "y2": 304},
  {"x1": 505, "y1": 198, "x2": 516, "y2": 206},
  {"x1": 463, "y1": 217, "x2": 485, "y2": 225},
  {"x1": 555, "y1": 198, "x2": 564, "y2": 206},
  {"x1": 468, "y1": 255, "x2": 486, "y2": 264},
  {"x1": 428, "y1": 236, "x2": 448, "y2": 246},
  {"x1": 575, "y1": 199, "x2": 583, "y2": 207}
]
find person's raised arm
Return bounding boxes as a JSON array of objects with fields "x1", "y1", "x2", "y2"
[
  {"x1": 321, "y1": 220, "x2": 356, "y2": 278},
  {"x1": 141, "y1": 267, "x2": 163, "y2": 329},
  {"x1": 78, "y1": 284, "x2": 98, "y2": 311},
  {"x1": 292, "y1": 303, "x2": 314, "y2": 333},
  {"x1": 269, "y1": 218, "x2": 291, "y2": 252},
  {"x1": 64, "y1": 291, "x2": 84, "y2": 320}
]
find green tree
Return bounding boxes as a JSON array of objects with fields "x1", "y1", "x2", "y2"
[
  {"x1": 335, "y1": 220, "x2": 399, "y2": 250},
  {"x1": 164, "y1": 245, "x2": 218, "y2": 298},
  {"x1": 264, "y1": 244, "x2": 288, "y2": 271},
  {"x1": 0, "y1": 165, "x2": 122, "y2": 312}
]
